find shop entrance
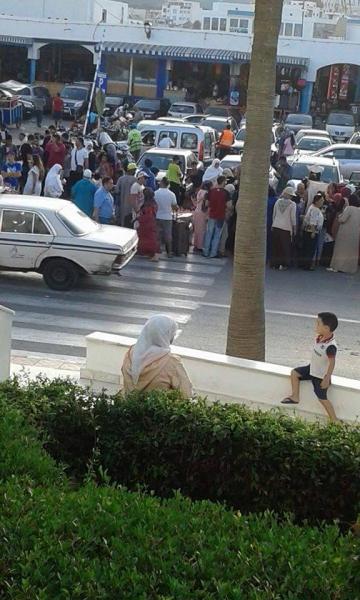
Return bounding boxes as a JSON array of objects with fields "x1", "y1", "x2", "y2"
[
  {"x1": 167, "y1": 61, "x2": 230, "y2": 105},
  {"x1": 0, "y1": 46, "x2": 28, "y2": 82},
  {"x1": 312, "y1": 63, "x2": 360, "y2": 116}
]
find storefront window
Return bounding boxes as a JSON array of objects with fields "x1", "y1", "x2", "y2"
[
  {"x1": 211, "y1": 18, "x2": 219, "y2": 31},
  {"x1": 220, "y1": 18, "x2": 227, "y2": 31},
  {"x1": 106, "y1": 54, "x2": 130, "y2": 82},
  {"x1": 230, "y1": 18, "x2": 238, "y2": 29},
  {"x1": 279, "y1": 23, "x2": 284, "y2": 35},
  {"x1": 133, "y1": 57, "x2": 156, "y2": 84},
  {"x1": 294, "y1": 23, "x2": 303, "y2": 37}
]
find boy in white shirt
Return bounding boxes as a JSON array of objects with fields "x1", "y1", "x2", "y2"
[{"x1": 282, "y1": 312, "x2": 338, "y2": 422}]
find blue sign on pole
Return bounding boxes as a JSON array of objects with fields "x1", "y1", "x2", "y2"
[{"x1": 96, "y1": 72, "x2": 108, "y2": 94}]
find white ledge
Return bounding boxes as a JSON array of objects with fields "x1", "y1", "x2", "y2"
[{"x1": 81, "y1": 332, "x2": 360, "y2": 424}]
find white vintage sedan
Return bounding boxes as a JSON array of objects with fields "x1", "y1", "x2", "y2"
[{"x1": 0, "y1": 196, "x2": 138, "y2": 290}]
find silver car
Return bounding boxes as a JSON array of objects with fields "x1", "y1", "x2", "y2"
[
  {"x1": 313, "y1": 144, "x2": 360, "y2": 180},
  {"x1": 0, "y1": 196, "x2": 138, "y2": 291}
]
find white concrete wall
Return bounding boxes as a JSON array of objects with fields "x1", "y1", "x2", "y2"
[
  {"x1": 0, "y1": 305, "x2": 15, "y2": 382},
  {"x1": 80, "y1": 333, "x2": 360, "y2": 424},
  {"x1": 0, "y1": 0, "x2": 93, "y2": 21},
  {"x1": 0, "y1": 15, "x2": 359, "y2": 80}
]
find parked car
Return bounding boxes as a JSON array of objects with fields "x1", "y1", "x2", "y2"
[
  {"x1": 284, "y1": 113, "x2": 313, "y2": 134},
  {"x1": 219, "y1": 154, "x2": 278, "y2": 189},
  {"x1": 0, "y1": 87, "x2": 34, "y2": 119},
  {"x1": 138, "y1": 148, "x2": 201, "y2": 183},
  {"x1": 231, "y1": 126, "x2": 278, "y2": 157},
  {"x1": 294, "y1": 135, "x2": 332, "y2": 156},
  {"x1": 286, "y1": 155, "x2": 342, "y2": 187},
  {"x1": 60, "y1": 83, "x2": 91, "y2": 119},
  {"x1": 295, "y1": 129, "x2": 331, "y2": 144},
  {"x1": 200, "y1": 116, "x2": 238, "y2": 136},
  {"x1": 0, "y1": 197, "x2": 138, "y2": 291},
  {"x1": 0, "y1": 80, "x2": 52, "y2": 113},
  {"x1": 205, "y1": 106, "x2": 242, "y2": 124},
  {"x1": 137, "y1": 120, "x2": 216, "y2": 163},
  {"x1": 326, "y1": 111, "x2": 355, "y2": 142},
  {"x1": 168, "y1": 102, "x2": 203, "y2": 118},
  {"x1": 312, "y1": 143, "x2": 360, "y2": 179},
  {"x1": 104, "y1": 94, "x2": 135, "y2": 114},
  {"x1": 349, "y1": 131, "x2": 360, "y2": 145},
  {"x1": 133, "y1": 98, "x2": 171, "y2": 119},
  {"x1": 183, "y1": 114, "x2": 208, "y2": 124}
]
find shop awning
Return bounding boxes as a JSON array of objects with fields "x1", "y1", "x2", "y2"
[
  {"x1": 98, "y1": 42, "x2": 309, "y2": 68},
  {"x1": 0, "y1": 35, "x2": 31, "y2": 46},
  {"x1": 98, "y1": 42, "x2": 250, "y2": 62}
]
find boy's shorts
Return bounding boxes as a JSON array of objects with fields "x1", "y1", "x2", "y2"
[{"x1": 294, "y1": 365, "x2": 328, "y2": 400}]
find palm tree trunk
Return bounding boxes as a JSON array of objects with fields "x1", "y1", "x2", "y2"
[{"x1": 226, "y1": 0, "x2": 284, "y2": 361}]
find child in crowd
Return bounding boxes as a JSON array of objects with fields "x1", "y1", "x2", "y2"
[{"x1": 282, "y1": 312, "x2": 338, "y2": 422}]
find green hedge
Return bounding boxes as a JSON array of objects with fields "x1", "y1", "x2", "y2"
[
  {"x1": 1, "y1": 377, "x2": 359, "y2": 525},
  {"x1": 1, "y1": 481, "x2": 359, "y2": 599},
  {"x1": 0, "y1": 400, "x2": 63, "y2": 487}
]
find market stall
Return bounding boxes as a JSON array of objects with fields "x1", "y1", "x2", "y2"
[{"x1": 0, "y1": 90, "x2": 22, "y2": 127}]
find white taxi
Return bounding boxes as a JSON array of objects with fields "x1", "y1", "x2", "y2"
[{"x1": 0, "y1": 196, "x2": 138, "y2": 290}]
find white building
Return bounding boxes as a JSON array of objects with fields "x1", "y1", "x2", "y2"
[
  {"x1": 321, "y1": 0, "x2": 360, "y2": 13},
  {"x1": 201, "y1": 0, "x2": 342, "y2": 39},
  {"x1": 0, "y1": 0, "x2": 129, "y2": 24},
  {"x1": 162, "y1": 1, "x2": 202, "y2": 26}
]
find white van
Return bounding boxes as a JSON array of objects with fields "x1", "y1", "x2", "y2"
[
  {"x1": 137, "y1": 120, "x2": 216, "y2": 164},
  {"x1": 326, "y1": 111, "x2": 355, "y2": 142}
]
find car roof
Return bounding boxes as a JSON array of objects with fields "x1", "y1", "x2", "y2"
[
  {"x1": 297, "y1": 135, "x2": 331, "y2": 142},
  {"x1": 315, "y1": 143, "x2": 360, "y2": 152},
  {"x1": 221, "y1": 155, "x2": 242, "y2": 163},
  {"x1": 0, "y1": 195, "x2": 71, "y2": 211},
  {"x1": 170, "y1": 101, "x2": 198, "y2": 106},
  {"x1": 297, "y1": 128, "x2": 330, "y2": 136},
  {"x1": 142, "y1": 148, "x2": 195, "y2": 157},
  {"x1": 289, "y1": 155, "x2": 338, "y2": 166},
  {"x1": 202, "y1": 116, "x2": 231, "y2": 122}
]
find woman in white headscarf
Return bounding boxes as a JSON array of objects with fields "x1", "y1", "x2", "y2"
[
  {"x1": 44, "y1": 164, "x2": 64, "y2": 198},
  {"x1": 203, "y1": 158, "x2": 223, "y2": 185},
  {"x1": 122, "y1": 315, "x2": 192, "y2": 397}
]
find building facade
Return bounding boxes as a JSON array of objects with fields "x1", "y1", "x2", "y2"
[{"x1": 0, "y1": 0, "x2": 359, "y2": 117}]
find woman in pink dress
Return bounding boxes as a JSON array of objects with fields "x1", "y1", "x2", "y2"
[
  {"x1": 137, "y1": 188, "x2": 160, "y2": 260},
  {"x1": 193, "y1": 181, "x2": 212, "y2": 252}
]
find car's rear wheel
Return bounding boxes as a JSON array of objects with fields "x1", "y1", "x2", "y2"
[{"x1": 42, "y1": 259, "x2": 80, "y2": 291}]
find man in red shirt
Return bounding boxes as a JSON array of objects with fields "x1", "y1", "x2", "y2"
[
  {"x1": 45, "y1": 133, "x2": 66, "y2": 170},
  {"x1": 52, "y1": 93, "x2": 64, "y2": 128},
  {"x1": 203, "y1": 175, "x2": 229, "y2": 258}
]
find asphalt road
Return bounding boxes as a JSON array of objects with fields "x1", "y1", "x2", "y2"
[{"x1": 3, "y1": 254, "x2": 360, "y2": 380}]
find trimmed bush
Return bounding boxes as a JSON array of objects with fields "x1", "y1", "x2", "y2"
[
  {"x1": 1, "y1": 482, "x2": 359, "y2": 599},
  {"x1": 0, "y1": 400, "x2": 63, "y2": 486},
  {"x1": 1, "y1": 377, "x2": 359, "y2": 525}
]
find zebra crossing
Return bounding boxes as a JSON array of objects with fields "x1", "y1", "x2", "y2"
[{"x1": 1, "y1": 254, "x2": 226, "y2": 360}]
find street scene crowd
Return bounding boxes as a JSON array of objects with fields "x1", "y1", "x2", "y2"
[{"x1": 0, "y1": 94, "x2": 359, "y2": 273}]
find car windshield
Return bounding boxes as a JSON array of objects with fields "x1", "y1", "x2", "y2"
[
  {"x1": 139, "y1": 153, "x2": 185, "y2": 172},
  {"x1": 327, "y1": 113, "x2": 355, "y2": 126},
  {"x1": 171, "y1": 104, "x2": 194, "y2": 114},
  {"x1": 297, "y1": 138, "x2": 331, "y2": 151},
  {"x1": 58, "y1": 205, "x2": 99, "y2": 235},
  {"x1": 291, "y1": 163, "x2": 339, "y2": 183},
  {"x1": 136, "y1": 100, "x2": 159, "y2": 110},
  {"x1": 286, "y1": 114, "x2": 312, "y2": 125},
  {"x1": 202, "y1": 119, "x2": 228, "y2": 132},
  {"x1": 206, "y1": 107, "x2": 228, "y2": 117},
  {"x1": 236, "y1": 129, "x2": 247, "y2": 141},
  {"x1": 61, "y1": 87, "x2": 87, "y2": 101}
]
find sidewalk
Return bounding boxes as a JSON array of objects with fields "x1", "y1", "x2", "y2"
[{"x1": 11, "y1": 351, "x2": 82, "y2": 381}]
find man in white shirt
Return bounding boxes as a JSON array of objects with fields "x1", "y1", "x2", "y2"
[
  {"x1": 155, "y1": 177, "x2": 178, "y2": 256},
  {"x1": 158, "y1": 134, "x2": 175, "y2": 149},
  {"x1": 69, "y1": 136, "x2": 89, "y2": 193}
]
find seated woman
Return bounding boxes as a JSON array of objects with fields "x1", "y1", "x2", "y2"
[{"x1": 122, "y1": 315, "x2": 192, "y2": 397}]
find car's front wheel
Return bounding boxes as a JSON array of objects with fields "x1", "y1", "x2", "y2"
[{"x1": 42, "y1": 259, "x2": 80, "y2": 291}]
